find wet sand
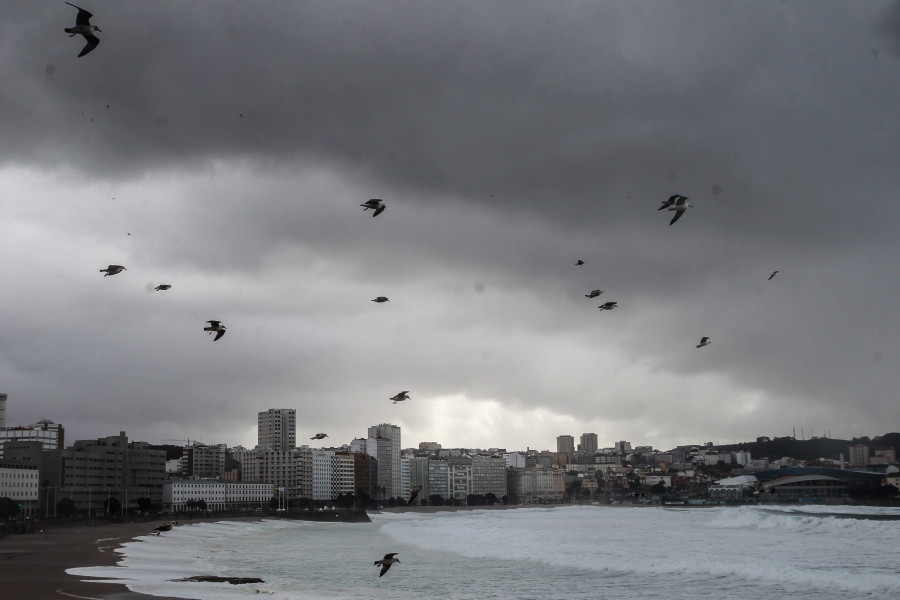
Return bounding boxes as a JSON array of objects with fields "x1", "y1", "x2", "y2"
[{"x1": 0, "y1": 521, "x2": 181, "y2": 600}]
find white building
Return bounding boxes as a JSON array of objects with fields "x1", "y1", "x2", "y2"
[
  {"x1": 0, "y1": 463, "x2": 40, "y2": 517},
  {"x1": 164, "y1": 479, "x2": 275, "y2": 512},
  {"x1": 312, "y1": 449, "x2": 335, "y2": 500}
]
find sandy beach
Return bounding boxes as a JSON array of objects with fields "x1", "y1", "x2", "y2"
[{"x1": 0, "y1": 521, "x2": 187, "y2": 600}]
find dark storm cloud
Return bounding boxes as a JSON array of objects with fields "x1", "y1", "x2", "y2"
[{"x1": 0, "y1": 2, "x2": 898, "y2": 449}]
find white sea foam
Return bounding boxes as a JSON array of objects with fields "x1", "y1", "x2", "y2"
[{"x1": 69, "y1": 506, "x2": 900, "y2": 600}]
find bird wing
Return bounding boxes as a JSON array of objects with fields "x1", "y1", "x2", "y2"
[
  {"x1": 214, "y1": 329, "x2": 226, "y2": 341},
  {"x1": 379, "y1": 563, "x2": 392, "y2": 576},
  {"x1": 79, "y1": 35, "x2": 100, "y2": 57},
  {"x1": 373, "y1": 204, "x2": 385, "y2": 216},
  {"x1": 669, "y1": 210, "x2": 684, "y2": 225},
  {"x1": 66, "y1": 3, "x2": 93, "y2": 24},
  {"x1": 206, "y1": 320, "x2": 220, "y2": 326},
  {"x1": 384, "y1": 553, "x2": 398, "y2": 559}
]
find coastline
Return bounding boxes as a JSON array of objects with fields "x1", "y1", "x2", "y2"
[{"x1": 0, "y1": 517, "x2": 268, "y2": 600}]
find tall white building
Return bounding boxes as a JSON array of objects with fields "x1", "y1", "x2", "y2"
[
  {"x1": 311, "y1": 449, "x2": 335, "y2": 500},
  {"x1": 258, "y1": 409, "x2": 296, "y2": 451},
  {"x1": 367, "y1": 424, "x2": 401, "y2": 499}
]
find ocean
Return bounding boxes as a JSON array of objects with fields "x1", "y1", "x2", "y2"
[{"x1": 69, "y1": 505, "x2": 900, "y2": 599}]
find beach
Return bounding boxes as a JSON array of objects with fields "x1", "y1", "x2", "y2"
[{"x1": 0, "y1": 521, "x2": 185, "y2": 600}]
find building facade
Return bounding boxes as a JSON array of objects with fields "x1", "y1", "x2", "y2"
[
  {"x1": 257, "y1": 409, "x2": 296, "y2": 451},
  {"x1": 164, "y1": 479, "x2": 274, "y2": 512}
]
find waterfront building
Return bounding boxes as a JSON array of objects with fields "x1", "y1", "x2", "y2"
[
  {"x1": 471, "y1": 455, "x2": 507, "y2": 499},
  {"x1": 311, "y1": 448, "x2": 335, "y2": 500},
  {"x1": 448, "y1": 457, "x2": 472, "y2": 503},
  {"x1": 181, "y1": 443, "x2": 227, "y2": 478},
  {"x1": 367, "y1": 424, "x2": 401, "y2": 499},
  {"x1": 507, "y1": 466, "x2": 565, "y2": 504},
  {"x1": 332, "y1": 452, "x2": 355, "y2": 499},
  {"x1": 0, "y1": 462, "x2": 39, "y2": 517},
  {"x1": 0, "y1": 393, "x2": 6, "y2": 427},
  {"x1": 164, "y1": 479, "x2": 274, "y2": 512},
  {"x1": 257, "y1": 408, "x2": 296, "y2": 451},
  {"x1": 427, "y1": 459, "x2": 450, "y2": 500},
  {"x1": 44, "y1": 431, "x2": 166, "y2": 516}
]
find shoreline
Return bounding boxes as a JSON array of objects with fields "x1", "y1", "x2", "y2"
[{"x1": 0, "y1": 517, "x2": 269, "y2": 600}]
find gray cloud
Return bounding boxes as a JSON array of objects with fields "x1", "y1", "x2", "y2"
[{"x1": 0, "y1": 1, "x2": 897, "y2": 451}]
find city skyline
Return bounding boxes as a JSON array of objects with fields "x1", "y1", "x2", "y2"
[{"x1": 1, "y1": 2, "x2": 898, "y2": 452}]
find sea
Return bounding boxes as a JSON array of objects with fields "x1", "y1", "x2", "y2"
[{"x1": 69, "y1": 504, "x2": 900, "y2": 600}]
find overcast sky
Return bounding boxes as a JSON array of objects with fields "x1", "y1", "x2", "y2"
[{"x1": 1, "y1": 1, "x2": 898, "y2": 453}]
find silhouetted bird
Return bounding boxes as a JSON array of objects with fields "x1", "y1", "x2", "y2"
[
  {"x1": 374, "y1": 553, "x2": 400, "y2": 577},
  {"x1": 768, "y1": 271, "x2": 779, "y2": 280},
  {"x1": 597, "y1": 302, "x2": 618, "y2": 311},
  {"x1": 575, "y1": 259, "x2": 585, "y2": 266},
  {"x1": 390, "y1": 391, "x2": 410, "y2": 404},
  {"x1": 64, "y1": 2, "x2": 101, "y2": 57},
  {"x1": 372, "y1": 296, "x2": 390, "y2": 303},
  {"x1": 152, "y1": 521, "x2": 177, "y2": 536},
  {"x1": 696, "y1": 337, "x2": 711, "y2": 348},
  {"x1": 360, "y1": 198, "x2": 386, "y2": 216},
  {"x1": 99, "y1": 265, "x2": 126, "y2": 276},
  {"x1": 204, "y1": 320, "x2": 226, "y2": 341},
  {"x1": 407, "y1": 486, "x2": 422, "y2": 505},
  {"x1": 154, "y1": 284, "x2": 171, "y2": 291},
  {"x1": 310, "y1": 433, "x2": 328, "y2": 440},
  {"x1": 585, "y1": 290, "x2": 603, "y2": 298}
]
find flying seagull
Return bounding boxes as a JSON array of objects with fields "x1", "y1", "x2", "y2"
[
  {"x1": 361, "y1": 198, "x2": 386, "y2": 216},
  {"x1": 408, "y1": 486, "x2": 422, "y2": 505},
  {"x1": 374, "y1": 553, "x2": 400, "y2": 577},
  {"x1": 372, "y1": 296, "x2": 390, "y2": 303},
  {"x1": 310, "y1": 433, "x2": 328, "y2": 440},
  {"x1": 390, "y1": 391, "x2": 410, "y2": 404},
  {"x1": 575, "y1": 259, "x2": 585, "y2": 266},
  {"x1": 768, "y1": 271, "x2": 779, "y2": 280},
  {"x1": 696, "y1": 337, "x2": 711, "y2": 348},
  {"x1": 99, "y1": 265, "x2": 126, "y2": 276},
  {"x1": 204, "y1": 320, "x2": 226, "y2": 341},
  {"x1": 154, "y1": 284, "x2": 172, "y2": 291},
  {"x1": 64, "y1": 2, "x2": 101, "y2": 57},
  {"x1": 667, "y1": 196, "x2": 694, "y2": 225},
  {"x1": 597, "y1": 302, "x2": 618, "y2": 311},
  {"x1": 585, "y1": 290, "x2": 603, "y2": 298},
  {"x1": 658, "y1": 194, "x2": 685, "y2": 211}
]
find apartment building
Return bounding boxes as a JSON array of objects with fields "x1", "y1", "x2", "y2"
[
  {"x1": 257, "y1": 408, "x2": 296, "y2": 451},
  {"x1": 164, "y1": 479, "x2": 274, "y2": 512}
]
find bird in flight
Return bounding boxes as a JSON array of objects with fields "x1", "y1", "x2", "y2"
[
  {"x1": 696, "y1": 337, "x2": 711, "y2": 348},
  {"x1": 585, "y1": 290, "x2": 603, "y2": 299},
  {"x1": 575, "y1": 259, "x2": 585, "y2": 266},
  {"x1": 155, "y1": 284, "x2": 172, "y2": 291},
  {"x1": 372, "y1": 296, "x2": 390, "y2": 303},
  {"x1": 64, "y1": 2, "x2": 101, "y2": 57},
  {"x1": 666, "y1": 196, "x2": 694, "y2": 225},
  {"x1": 374, "y1": 553, "x2": 400, "y2": 577},
  {"x1": 390, "y1": 391, "x2": 410, "y2": 404},
  {"x1": 658, "y1": 194, "x2": 685, "y2": 211},
  {"x1": 408, "y1": 486, "x2": 422, "y2": 505},
  {"x1": 768, "y1": 271, "x2": 779, "y2": 280},
  {"x1": 204, "y1": 320, "x2": 226, "y2": 341},
  {"x1": 310, "y1": 433, "x2": 328, "y2": 440},
  {"x1": 597, "y1": 302, "x2": 618, "y2": 311},
  {"x1": 99, "y1": 265, "x2": 126, "y2": 277},
  {"x1": 361, "y1": 198, "x2": 386, "y2": 216}
]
